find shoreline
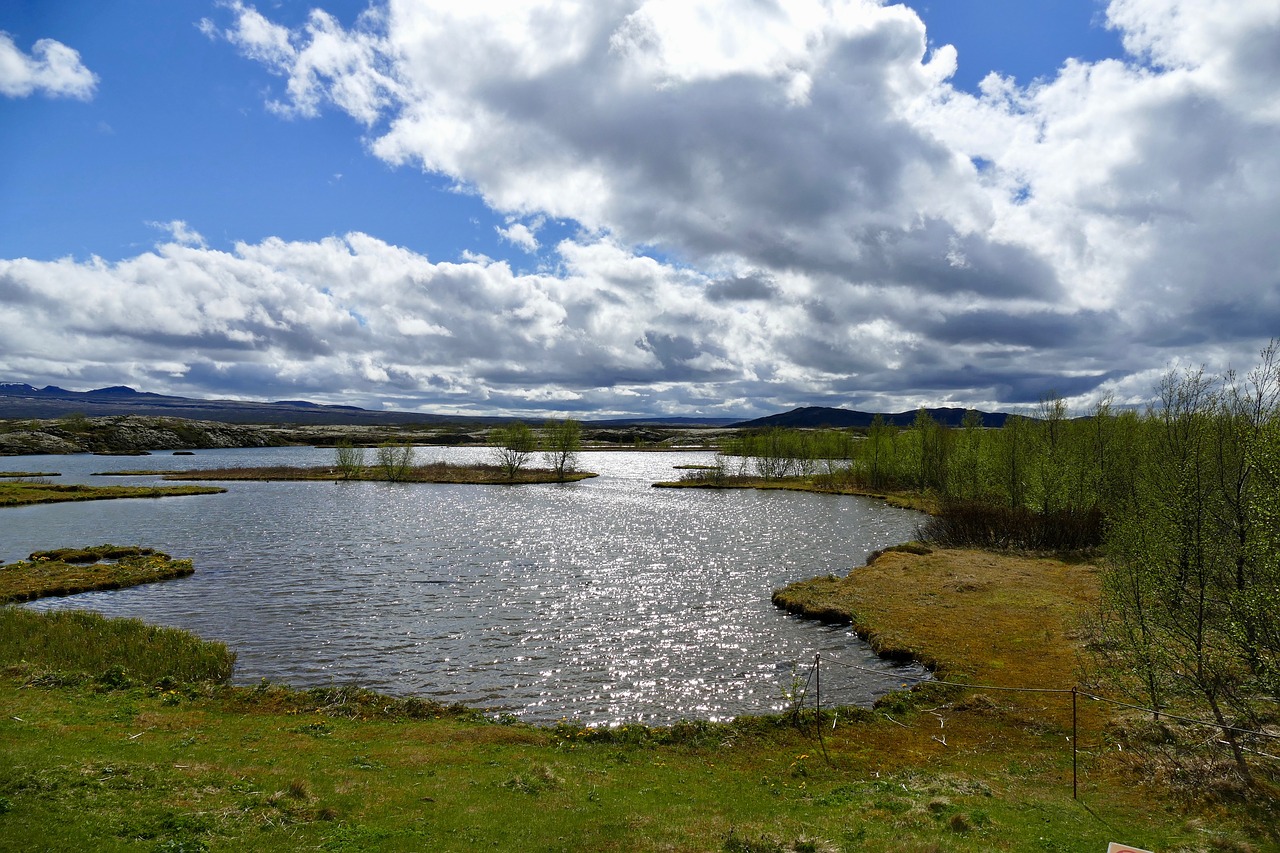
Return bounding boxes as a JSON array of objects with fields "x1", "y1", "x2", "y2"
[{"x1": 2, "y1": 541, "x2": 1266, "y2": 849}]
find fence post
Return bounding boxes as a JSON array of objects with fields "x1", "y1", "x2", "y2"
[
  {"x1": 815, "y1": 652, "x2": 821, "y2": 722},
  {"x1": 1072, "y1": 686, "x2": 1078, "y2": 800},
  {"x1": 815, "y1": 653, "x2": 831, "y2": 764}
]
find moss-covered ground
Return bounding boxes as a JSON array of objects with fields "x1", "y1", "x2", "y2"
[{"x1": 1, "y1": 547, "x2": 196, "y2": 603}]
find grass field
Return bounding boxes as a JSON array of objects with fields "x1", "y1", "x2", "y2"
[{"x1": 0, "y1": 546, "x2": 1275, "y2": 850}]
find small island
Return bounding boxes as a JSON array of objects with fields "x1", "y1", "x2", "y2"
[
  {"x1": 160, "y1": 461, "x2": 597, "y2": 485},
  {"x1": 652, "y1": 470, "x2": 936, "y2": 513},
  {"x1": 0, "y1": 480, "x2": 226, "y2": 507},
  {"x1": 0, "y1": 545, "x2": 195, "y2": 603}
]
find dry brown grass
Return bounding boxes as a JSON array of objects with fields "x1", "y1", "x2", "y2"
[
  {"x1": 774, "y1": 547, "x2": 1103, "y2": 731},
  {"x1": 652, "y1": 476, "x2": 939, "y2": 513}
]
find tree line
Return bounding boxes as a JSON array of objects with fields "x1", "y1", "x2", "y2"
[{"x1": 717, "y1": 343, "x2": 1280, "y2": 784}]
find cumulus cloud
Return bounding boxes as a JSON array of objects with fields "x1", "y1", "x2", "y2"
[
  {"x1": 148, "y1": 220, "x2": 208, "y2": 249},
  {"x1": 0, "y1": 231, "x2": 1157, "y2": 417},
  {"x1": 31, "y1": 0, "x2": 1276, "y2": 416},
  {"x1": 0, "y1": 32, "x2": 97, "y2": 99},
  {"x1": 496, "y1": 218, "x2": 542, "y2": 253}
]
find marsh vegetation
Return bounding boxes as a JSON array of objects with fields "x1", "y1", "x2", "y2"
[
  {"x1": 0, "y1": 545, "x2": 195, "y2": 603},
  {"x1": 690, "y1": 343, "x2": 1280, "y2": 792},
  {"x1": 0, "y1": 480, "x2": 225, "y2": 507}
]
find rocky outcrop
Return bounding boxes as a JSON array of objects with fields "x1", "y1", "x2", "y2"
[{"x1": 0, "y1": 416, "x2": 286, "y2": 456}]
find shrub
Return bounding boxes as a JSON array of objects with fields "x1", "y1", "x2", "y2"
[{"x1": 919, "y1": 499, "x2": 1103, "y2": 551}]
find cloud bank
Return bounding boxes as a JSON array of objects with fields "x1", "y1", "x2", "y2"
[{"x1": 5, "y1": 0, "x2": 1278, "y2": 416}]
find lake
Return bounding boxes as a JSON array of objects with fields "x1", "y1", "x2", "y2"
[{"x1": 4, "y1": 446, "x2": 928, "y2": 724}]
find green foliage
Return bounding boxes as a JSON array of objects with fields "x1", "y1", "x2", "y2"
[
  {"x1": 492, "y1": 421, "x2": 536, "y2": 480},
  {"x1": 374, "y1": 441, "x2": 414, "y2": 482},
  {"x1": 333, "y1": 439, "x2": 365, "y2": 480},
  {"x1": 1097, "y1": 342, "x2": 1280, "y2": 786},
  {"x1": 56, "y1": 412, "x2": 91, "y2": 433},
  {"x1": 0, "y1": 609, "x2": 235, "y2": 685},
  {"x1": 540, "y1": 418, "x2": 581, "y2": 480}
]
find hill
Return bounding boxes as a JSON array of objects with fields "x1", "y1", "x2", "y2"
[
  {"x1": 734, "y1": 405, "x2": 1010, "y2": 429},
  {"x1": 0, "y1": 384, "x2": 741, "y2": 427}
]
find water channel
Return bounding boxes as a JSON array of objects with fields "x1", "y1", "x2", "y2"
[{"x1": 5, "y1": 446, "x2": 928, "y2": 724}]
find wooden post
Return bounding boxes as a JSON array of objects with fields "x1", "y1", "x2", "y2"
[{"x1": 1072, "y1": 686, "x2": 1078, "y2": 800}]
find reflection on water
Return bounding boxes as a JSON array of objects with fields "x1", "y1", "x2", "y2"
[{"x1": 6, "y1": 447, "x2": 928, "y2": 723}]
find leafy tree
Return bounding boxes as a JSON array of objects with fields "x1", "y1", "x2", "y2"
[
  {"x1": 913, "y1": 408, "x2": 949, "y2": 492},
  {"x1": 863, "y1": 414, "x2": 895, "y2": 490},
  {"x1": 494, "y1": 421, "x2": 536, "y2": 480},
  {"x1": 375, "y1": 441, "x2": 415, "y2": 482},
  {"x1": 948, "y1": 409, "x2": 986, "y2": 500},
  {"x1": 541, "y1": 418, "x2": 582, "y2": 480},
  {"x1": 1099, "y1": 346, "x2": 1280, "y2": 786},
  {"x1": 334, "y1": 439, "x2": 365, "y2": 480}
]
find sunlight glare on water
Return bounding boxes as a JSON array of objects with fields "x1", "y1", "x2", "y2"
[{"x1": 6, "y1": 447, "x2": 928, "y2": 723}]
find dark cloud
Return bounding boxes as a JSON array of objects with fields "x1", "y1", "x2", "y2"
[{"x1": 706, "y1": 273, "x2": 777, "y2": 303}]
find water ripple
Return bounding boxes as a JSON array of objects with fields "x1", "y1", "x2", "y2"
[{"x1": 9, "y1": 447, "x2": 928, "y2": 724}]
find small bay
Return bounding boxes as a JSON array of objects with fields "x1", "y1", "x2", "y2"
[{"x1": 5, "y1": 446, "x2": 926, "y2": 724}]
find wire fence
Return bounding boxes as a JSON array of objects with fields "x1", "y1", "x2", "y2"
[{"x1": 795, "y1": 651, "x2": 1280, "y2": 799}]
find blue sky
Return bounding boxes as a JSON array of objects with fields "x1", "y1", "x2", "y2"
[
  {"x1": 1, "y1": 1, "x2": 1277, "y2": 417},
  {"x1": 2, "y1": 1, "x2": 1122, "y2": 264}
]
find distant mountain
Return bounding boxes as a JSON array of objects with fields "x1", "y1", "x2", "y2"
[
  {"x1": 733, "y1": 405, "x2": 1010, "y2": 429},
  {"x1": 0, "y1": 384, "x2": 489, "y2": 426},
  {"x1": 1, "y1": 383, "x2": 1016, "y2": 430},
  {"x1": 0, "y1": 384, "x2": 738, "y2": 427}
]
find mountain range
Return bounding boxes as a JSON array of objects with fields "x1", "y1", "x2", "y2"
[{"x1": 0, "y1": 383, "x2": 1009, "y2": 429}]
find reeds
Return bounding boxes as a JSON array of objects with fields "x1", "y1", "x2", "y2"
[{"x1": 0, "y1": 608, "x2": 235, "y2": 686}]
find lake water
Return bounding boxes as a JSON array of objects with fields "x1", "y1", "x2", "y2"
[{"x1": 4, "y1": 446, "x2": 927, "y2": 724}]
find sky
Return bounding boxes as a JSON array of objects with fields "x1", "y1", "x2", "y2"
[{"x1": 1, "y1": 1, "x2": 1277, "y2": 419}]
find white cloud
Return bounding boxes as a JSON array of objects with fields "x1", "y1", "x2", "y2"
[
  {"x1": 495, "y1": 218, "x2": 542, "y2": 253},
  {"x1": 214, "y1": 1, "x2": 400, "y2": 123},
  {"x1": 15, "y1": 0, "x2": 1273, "y2": 416},
  {"x1": 148, "y1": 220, "x2": 208, "y2": 249},
  {"x1": 0, "y1": 32, "x2": 97, "y2": 99}
]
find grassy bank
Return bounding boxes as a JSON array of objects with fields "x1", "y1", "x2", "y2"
[
  {"x1": 162, "y1": 462, "x2": 598, "y2": 485},
  {"x1": 1, "y1": 547, "x2": 196, "y2": 603},
  {"x1": 0, "y1": 481, "x2": 226, "y2": 507},
  {"x1": 772, "y1": 544, "x2": 1099, "y2": 704},
  {"x1": 1, "y1": 549, "x2": 1272, "y2": 849},
  {"x1": 0, "y1": 609, "x2": 234, "y2": 686},
  {"x1": 652, "y1": 474, "x2": 937, "y2": 513}
]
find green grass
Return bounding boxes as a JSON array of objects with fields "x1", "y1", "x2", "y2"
[
  {"x1": 0, "y1": 471, "x2": 60, "y2": 478},
  {"x1": 0, "y1": 482, "x2": 225, "y2": 507},
  {"x1": 0, "y1": 609, "x2": 234, "y2": 686},
  {"x1": 0, "y1": 547, "x2": 1273, "y2": 850},
  {"x1": 0, "y1": 674, "x2": 1262, "y2": 852},
  {"x1": 1, "y1": 547, "x2": 197, "y2": 603}
]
